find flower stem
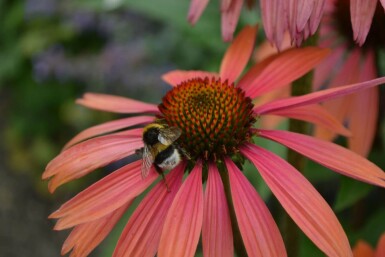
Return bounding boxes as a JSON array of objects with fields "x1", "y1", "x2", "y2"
[
  {"x1": 284, "y1": 34, "x2": 318, "y2": 257},
  {"x1": 218, "y1": 163, "x2": 248, "y2": 257}
]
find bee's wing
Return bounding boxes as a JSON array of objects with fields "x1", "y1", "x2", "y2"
[
  {"x1": 141, "y1": 145, "x2": 154, "y2": 178},
  {"x1": 158, "y1": 127, "x2": 182, "y2": 145}
]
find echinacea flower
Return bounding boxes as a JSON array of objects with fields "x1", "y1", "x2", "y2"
[
  {"x1": 353, "y1": 233, "x2": 385, "y2": 257},
  {"x1": 44, "y1": 25, "x2": 385, "y2": 257},
  {"x1": 312, "y1": 0, "x2": 385, "y2": 156}
]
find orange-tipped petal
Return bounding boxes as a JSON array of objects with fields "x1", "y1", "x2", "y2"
[
  {"x1": 76, "y1": 93, "x2": 160, "y2": 114},
  {"x1": 62, "y1": 202, "x2": 131, "y2": 257},
  {"x1": 158, "y1": 161, "x2": 203, "y2": 257},
  {"x1": 375, "y1": 233, "x2": 385, "y2": 257},
  {"x1": 162, "y1": 70, "x2": 219, "y2": 87},
  {"x1": 260, "y1": 0, "x2": 286, "y2": 49},
  {"x1": 113, "y1": 163, "x2": 185, "y2": 257},
  {"x1": 351, "y1": 0, "x2": 377, "y2": 46},
  {"x1": 51, "y1": 161, "x2": 158, "y2": 229},
  {"x1": 187, "y1": 0, "x2": 210, "y2": 24},
  {"x1": 242, "y1": 47, "x2": 330, "y2": 99},
  {"x1": 241, "y1": 143, "x2": 353, "y2": 257},
  {"x1": 225, "y1": 158, "x2": 287, "y2": 257},
  {"x1": 219, "y1": 25, "x2": 257, "y2": 83},
  {"x1": 221, "y1": 0, "x2": 243, "y2": 42},
  {"x1": 202, "y1": 162, "x2": 233, "y2": 257},
  {"x1": 63, "y1": 116, "x2": 154, "y2": 150},
  {"x1": 353, "y1": 241, "x2": 374, "y2": 257},
  {"x1": 257, "y1": 129, "x2": 385, "y2": 188},
  {"x1": 254, "y1": 77, "x2": 385, "y2": 114},
  {"x1": 44, "y1": 134, "x2": 143, "y2": 192},
  {"x1": 267, "y1": 104, "x2": 351, "y2": 137}
]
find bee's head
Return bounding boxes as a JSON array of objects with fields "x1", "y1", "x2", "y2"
[{"x1": 143, "y1": 127, "x2": 160, "y2": 146}]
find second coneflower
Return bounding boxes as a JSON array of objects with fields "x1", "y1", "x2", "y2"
[{"x1": 44, "y1": 26, "x2": 385, "y2": 257}]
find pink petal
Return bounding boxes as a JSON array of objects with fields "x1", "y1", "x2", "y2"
[
  {"x1": 221, "y1": 0, "x2": 243, "y2": 42},
  {"x1": 225, "y1": 157, "x2": 287, "y2": 257},
  {"x1": 62, "y1": 202, "x2": 131, "y2": 257},
  {"x1": 308, "y1": 0, "x2": 325, "y2": 34},
  {"x1": 187, "y1": 0, "x2": 210, "y2": 24},
  {"x1": 254, "y1": 77, "x2": 385, "y2": 114},
  {"x1": 43, "y1": 131, "x2": 143, "y2": 192},
  {"x1": 241, "y1": 143, "x2": 352, "y2": 257},
  {"x1": 350, "y1": 0, "x2": 377, "y2": 46},
  {"x1": 260, "y1": 0, "x2": 286, "y2": 49},
  {"x1": 241, "y1": 47, "x2": 330, "y2": 99},
  {"x1": 221, "y1": 0, "x2": 232, "y2": 11},
  {"x1": 382, "y1": 0, "x2": 385, "y2": 10},
  {"x1": 257, "y1": 129, "x2": 385, "y2": 187},
  {"x1": 202, "y1": 162, "x2": 233, "y2": 257},
  {"x1": 162, "y1": 70, "x2": 219, "y2": 87},
  {"x1": 220, "y1": 25, "x2": 257, "y2": 83},
  {"x1": 50, "y1": 161, "x2": 158, "y2": 229},
  {"x1": 63, "y1": 116, "x2": 154, "y2": 150},
  {"x1": 76, "y1": 93, "x2": 160, "y2": 114},
  {"x1": 265, "y1": 104, "x2": 351, "y2": 137},
  {"x1": 376, "y1": 233, "x2": 385, "y2": 257},
  {"x1": 113, "y1": 163, "x2": 185, "y2": 257},
  {"x1": 158, "y1": 160, "x2": 203, "y2": 257}
]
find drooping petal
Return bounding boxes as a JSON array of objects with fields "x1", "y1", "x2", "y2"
[
  {"x1": 351, "y1": 0, "x2": 377, "y2": 46},
  {"x1": 158, "y1": 160, "x2": 203, "y2": 257},
  {"x1": 353, "y1": 241, "x2": 374, "y2": 257},
  {"x1": 254, "y1": 77, "x2": 385, "y2": 114},
  {"x1": 260, "y1": 0, "x2": 286, "y2": 49},
  {"x1": 265, "y1": 104, "x2": 351, "y2": 137},
  {"x1": 257, "y1": 129, "x2": 385, "y2": 187},
  {"x1": 375, "y1": 233, "x2": 385, "y2": 257},
  {"x1": 43, "y1": 132, "x2": 143, "y2": 192},
  {"x1": 63, "y1": 116, "x2": 154, "y2": 150},
  {"x1": 220, "y1": 25, "x2": 257, "y2": 83},
  {"x1": 240, "y1": 47, "x2": 329, "y2": 99},
  {"x1": 113, "y1": 163, "x2": 185, "y2": 257},
  {"x1": 221, "y1": 0, "x2": 243, "y2": 42},
  {"x1": 76, "y1": 93, "x2": 160, "y2": 114},
  {"x1": 241, "y1": 143, "x2": 352, "y2": 257},
  {"x1": 162, "y1": 70, "x2": 219, "y2": 87},
  {"x1": 62, "y1": 202, "x2": 131, "y2": 257},
  {"x1": 225, "y1": 157, "x2": 287, "y2": 257},
  {"x1": 202, "y1": 162, "x2": 233, "y2": 257},
  {"x1": 50, "y1": 161, "x2": 158, "y2": 229},
  {"x1": 187, "y1": 0, "x2": 210, "y2": 24}
]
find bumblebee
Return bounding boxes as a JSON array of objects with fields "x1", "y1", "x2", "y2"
[{"x1": 138, "y1": 120, "x2": 189, "y2": 190}]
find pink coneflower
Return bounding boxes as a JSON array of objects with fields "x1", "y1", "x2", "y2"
[
  {"x1": 353, "y1": 233, "x2": 385, "y2": 257},
  {"x1": 312, "y1": 0, "x2": 385, "y2": 156},
  {"x1": 44, "y1": 26, "x2": 385, "y2": 257}
]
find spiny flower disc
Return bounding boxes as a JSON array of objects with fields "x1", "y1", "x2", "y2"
[{"x1": 159, "y1": 77, "x2": 255, "y2": 160}]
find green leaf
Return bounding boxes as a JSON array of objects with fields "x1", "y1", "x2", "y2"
[{"x1": 334, "y1": 177, "x2": 373, "y2": 212}]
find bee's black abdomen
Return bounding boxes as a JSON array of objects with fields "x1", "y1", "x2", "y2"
[
  {"x1": 154, "y1": 145, "x2": 175, "y2": 165},
  {"x1": 143, "y1": 127, "x2": 160, "y2": 146}
]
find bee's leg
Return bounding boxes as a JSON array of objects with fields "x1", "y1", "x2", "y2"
[{"x1": 154, "y1": 165, "x2": 170, "y2": 192}]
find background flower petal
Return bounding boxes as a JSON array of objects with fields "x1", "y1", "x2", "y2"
[
  {"x1": 219, "y1": 25, "x2": 257, "y2": 83},
  {"x1": 158, "y1": 161, "x2": 203, "y2": 257},
  {"x1": 76, "y1": 93, "x2": 160, "y2": 114},
  {"x1": 257, "y1": 129, "x2": 385, "y2": 187},
  {"x1": 225, "y1": 157, "x2": 287, "y2": 257},
  {"x1": 353, "y1": 241, "x2": 374, "y2": 257},
  {"x1": 241, "y1": 143, "x2": 352, "y2": 257},
  {"x1": 350, "y1": 0, "x2": 377, "y2": 45},
  {"x1": 187, "y1": 0, "x2": 210, "y2": 24},
  {"x1": 376, "y1": 233, "x2": 385, "y2": 257},
  {"x1": 260, "y1": 0, "x2": 286, "y2": 49},
  {"x1": 50, "y1": 161, "x2": 158, "y2": 229},
  {"x1": 221, "y1": 0, "x2": 243, "y2": 42},
  {"x1": 202, "y1": 162, "x2": 233, "y2": 257},
  {"x1": 113, "y1": 164, "x2": 185, "y2": 257}
]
